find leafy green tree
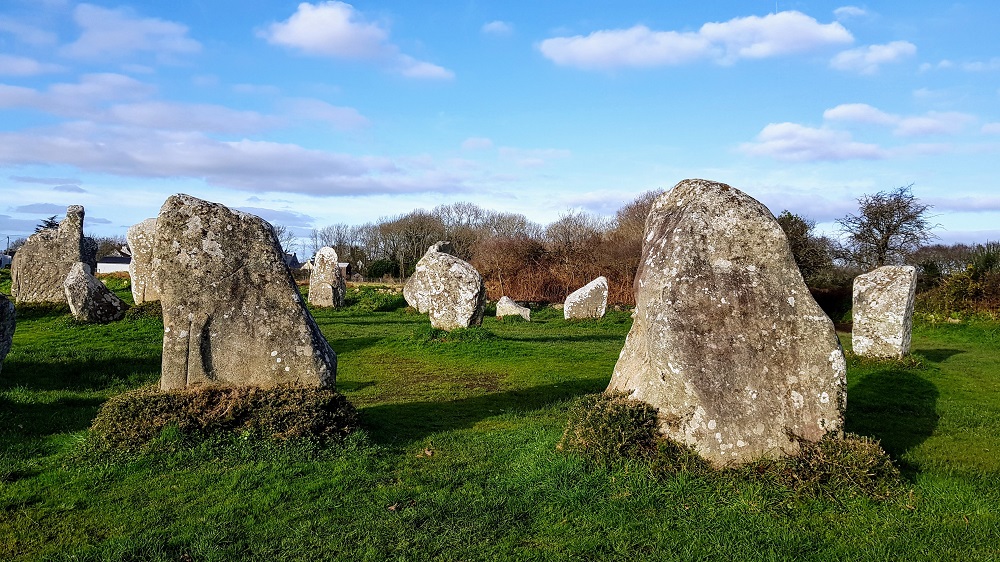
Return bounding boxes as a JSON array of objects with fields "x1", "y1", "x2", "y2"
[{"x1": 775, "y1": 210, "x2": 833, "y2": 285}]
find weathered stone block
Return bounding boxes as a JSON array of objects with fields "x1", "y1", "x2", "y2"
[
  {"x1": 403, "y1": 241, "x2": 486, "y2": 331},
  {"x1": 607, "y1": 179, "x2": 846, "y2": 467},
  {"x1": 564, "y1": 277, "x2": 608, "y2": 320},
  {"x1": 308, "y1": 247, "x2": 347, "y2": 308},
  {"x1": 496, "y1": 296, "x2": 530, "y2": 321},
  {"x1": 0, "y1": 294, "x2": 14, "y2": 376},
  {"x1": 64, "y1": 262, "x2": 128, "y2": 323},
  {"x1": 153, "y1": 194, "x2": 336, "y2": 390},
  {"x1": 127, "y1": 218, "x2": 160, "y2": 304},
  {"x1": 10, "y1": 205, "x2": 97, "y2": 304},
  {"x1": 852, "y1": 265, "x2": 917, "y2": 358}
]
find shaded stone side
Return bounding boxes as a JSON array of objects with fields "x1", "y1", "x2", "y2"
[
  {"x1": 127, "y1": 218, "x2": 160, "y2": 304},
  {"x1": 403, "y1": 241, "x2": 486, "y2": 331},
  {"x1": 496, "y1": 296, "x2": 530, "y2": 321},
  {"x1": 64, "y1": 262, "x2": 128, "y2": 323},
  {"x1": 564, "y1": 276, "x2": 608, "y2": 320},
  {"x1": 0, "y1": 295, "x2": 14, "y2": 376},
  {"x1": 10, "y1": 205, "x2": 98, "y2": 304},
  {"x1": 308, "y1": 247, "x2": 346, "y2": 308},
  {"x1": 852, "y1": 265, "x2": 917, "y2": 358},
  {"x1": 153, "y1": 194, "x2": 336, "y2": 391},
  {"x1": 607, "y1": 179, "x2": 846, "y2": 467}
]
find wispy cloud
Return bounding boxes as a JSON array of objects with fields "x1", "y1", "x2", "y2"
[
  {"x1": 259, "y1": 1, "x2": 454, "y2": 80},
  {"x1": 830, "y1": 41, "x2": 916, "y2": 74},
  {"x1": 461, "y1": 137, "x2": 493, "y2": 150},
  {"x1": 739, "y1": 123, "x2": 887, "y2": 161},
  {"x1": 824, "y1": 103, "x2": 976, "y2": 136},
  {"x1": 0, "y1": 16, "x2": 58, "y2": 46},
  {"x1": 61, "y1": 3, "x2": 201, "y2": 61},
  {"x1": 0, "y1": 54, "x2": 63, "y2": 76},
  {"x1": 481, "y1": 21, "x2": 513, "y2": 36},
  {"x1": 539, "y1": 11, "x2": 852, "y2": 70}
]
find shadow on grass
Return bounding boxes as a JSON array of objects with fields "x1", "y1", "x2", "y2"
[
  {"x1": 846, "y1": 364, "x2": 940, "y2": 476},
  {"x1": 500, "y1": 334, "x2": 627, "y2": 344},
  {"x1": 360, "y1": 377, "x2": 609, "y2": 444},
  {"x1": 0, "y1": 395, "x2": 104, "y2": 439},
  {"x1": 914, "y1": 348, "x2": 965, "y2": 363},
  {"x1": 0, "y1": 355, "x2": 161, "y2": 392},
  {"x1": 326, "y1": 336, "x2": 382, "y2": 356}
]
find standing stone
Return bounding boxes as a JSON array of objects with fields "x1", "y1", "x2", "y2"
[
  {"x1": 153, "y1": 194, "x2": 336, "y2": 391},
  {"x1": 403, "y1": 241, "x2": 486, "y2": 331},
  {"x1": 10, "y1": 205, "x2": 98, "y2": 304},
  {"x1": 127, "y1": 218, "x2": 160, "y2": 304},
  {"x1": 64, "y1": 262, "x2": 128, "y2": 323},
  {"x1": 607, "y1": 179, "x2": 846, "y2": 467},
  {"x1": 564, "y1": 276, "x2": 608, "y2": 320},
  {"x1": 308, "y1": 247, "x2": 347, "y2": 308},
  {"x1": 0, "y1": 295, "x2": 14, "y2": 376},
  {"x1": 852, "y1": 265, "x2": 917, "y2": 358},
  {"x1": 496, "y1": 296, "x2": 531, "y2": 321}
]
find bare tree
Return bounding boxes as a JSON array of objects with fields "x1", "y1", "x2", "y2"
[
  {"x1": 776, "y1": 210, "x2": 833, "y2": 285},
  {"x1": 270, "y1": 224, "x2": 299, "y2": 255},
  {"x1": 836, "y1": 185, "x2": 936, "y2": 269}
]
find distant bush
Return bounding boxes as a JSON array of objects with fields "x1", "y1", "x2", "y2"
[
  {"x1": 88, "y1": 384, "x2": 358, "y2": 452},
  {"x1": 915, "y1": 242, "x2": 1000, "y2": 319},
  {"x1": 342, "y1": 285, "x2": 407, "y2": 312}
]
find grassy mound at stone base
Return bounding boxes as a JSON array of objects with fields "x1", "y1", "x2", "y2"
[
  {"x1": 88, "y1": 384, "x2": 358, "y2": 452},
  {"x1": 560, "y1": 392, "x2": 900, "y2": 498}
]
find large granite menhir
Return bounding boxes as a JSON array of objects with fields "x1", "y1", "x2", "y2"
[
  {"x1": 852, "y1": 265, "x2": 917, "y2": 358},
  {"x1": 10, "y1": 205, "x2": 97, "y2": 304},
  {"x1": 153, "y1": 194, "x2": 336, "y2": 390},
  {"x1": 0, "y1": 295, "x2": 14, "y2": 376},
  {"x1": 64, "y1": 262, "x2": 128, "y2": 323},
  {"x1": 607, "y1": 179, "x2": 846, "y2": 467},
  {"x1": 404, "y1": 241, "x2": 486, "y2": 331},
  {"x1": 308, "y1": 247, "x2": 346, "y2": 308},
  {"x1": 127, "y1": 218, "x2": 160, "y2": 304}
]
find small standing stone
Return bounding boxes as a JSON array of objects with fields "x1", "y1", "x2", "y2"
[
  {"x1": 564, "y1": 277, "x2": 608, "y2": 320},
  {"x1": 64, "y1": 262, "x2": 128, "y2": 323},
  {"x1": 308, "y1": 247, "x2": 347, "y2": 308},
  {"x1": 852, "y1": 265, "x2": 917, "y2": 358},
  {"x1": 10, "y1": 205, "x2": 97, "y2": 304},
  {"x1": 403, "y1": 241, "x2": 486, "y2": 331},
  {"x1": 127, "y1": 218, "x2": 160, "y2": 304},
  {"x1": 496, "y1": 296, "x2": 531, "y2": 321},
  {"x1": 153, "y1": 194, "x2": 336, "y2": 391},
  {"x1": 0, "y1": 294, "x2": 14, "y2": 376}
]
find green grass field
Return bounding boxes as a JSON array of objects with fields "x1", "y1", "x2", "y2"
[{"x1": 1, "y1": 282, "x2": 998, "y2": 561}]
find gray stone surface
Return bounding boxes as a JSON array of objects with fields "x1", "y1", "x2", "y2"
[
  {"x1": 0, "y1": 294, "x2": 14, "y2": 376},
  {"x1": 308, "y1": 247, "x2": 347, "y2": 308},
  {"x1": 403, "y1": 241, "x2": 486, "y2": 331},
  {"x1": 153, "y1": 194, "x2": 336, "y2": 391},
  {"x1": 127, "y1": 218, "x2": 160, "y2": 304},
  {"x1": 607, "y1": 179, "x2": 846, "y2": 467},
  {"x1": 10, "y1": 205, "x2": 97, "y2": 304},
  {"x1": 496, "y1": 296, "x2": 530, "y2": 321},
  {"x1": 563, "y1": 276, "x2": 608, "y2": 320},
  {"x1": 852, "y1": 265, "x2": 917, "y2": 358},
  {"x1": 64, "y1": 262, "x2": 128, "y2": 323}
]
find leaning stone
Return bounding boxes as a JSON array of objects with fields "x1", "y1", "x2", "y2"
[
  {"x1": 852, "y1": 265, "x2": 917, "y2": 358},
  {"x1": 153, "y1": 194, "x2": 336, "y2": 391},
  {"x1": 564, "y1": 277, "x2": 608, "y2": 320},
  {"x1": 607, "y1": 179, "x2": 846, "y2": 467},
  {"x1": 496, "y1": 296, "x2": 530, "y2": 321},
  {"x1": 63, "y1": 262, "x2": 128, "y2": 323},
  {"x1": 10, "y1": 205, "x2": 97, "y2": 304},
  {"x1": 0, "y1": 294, "x2": 14, "y2": 376},
  {"x1": 403, "y1": 241, "x2": 486, "y2": 331},
  {"x1": 308, "y1": 247, "x2": 347, "y2": 308},
  {"x1": 126, "y1": 218, "x2": 160, "y2": 304}
]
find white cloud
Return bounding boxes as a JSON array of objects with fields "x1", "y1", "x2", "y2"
[
  {"x1": 0, "y1": 73, "x2": 155, "y2": 116},
  {"x1": 482, "y1": 21, "x2": 513, "y2": 36},
  {"x1": 282, "y1": 98, "x2": 370, "y2": 130},
  {"x1": 823, "y1": 103, "x2": 897, "y2": 126},
  {"x1": 830, "y1": 41, "x2": 916, "y2": 74},
  {"x1": 0, "y1": 55, "x2": 63, "y2": 76},
  {"x1": 461, "y1": 137, "x2": 493, "y2": 150},
  {"x1": 983, "y1": 123, "x2": 1000, "y2": 135},
  {"x1": 961, "y1": 58, "x2": 1000, "y2": 72},
  {"x1": 833, "y1": 6, "x2": 867, "y2": 20},
  {"x1": 61, "y1": 3, "x2": 201, "y2": 61},
  {"x1": 823, "y1": 103, "x2": 974, "y2": 137},
  {"x1": 10, "y1": 175, "x2": 82, "y2": 185},
  {"x1": 106, "y1": 101, "x2": 280, "y2": 134},
  {"x1": 539, "y1": 11, "x2": 851, "y2": 70},
  {"x1": 0, "y1": 17, "x2": 58, "y2": 46},
  {"x1": 260, "y1": 2, "x2": 453, "y2": 80},
  {"x1": 740, "y1": 122, "x2": 886, "y2": 161}
]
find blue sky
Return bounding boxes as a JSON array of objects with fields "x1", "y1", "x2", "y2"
[{"x1": 1, "y1": 0, "x2": 998, "y2": 249}]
